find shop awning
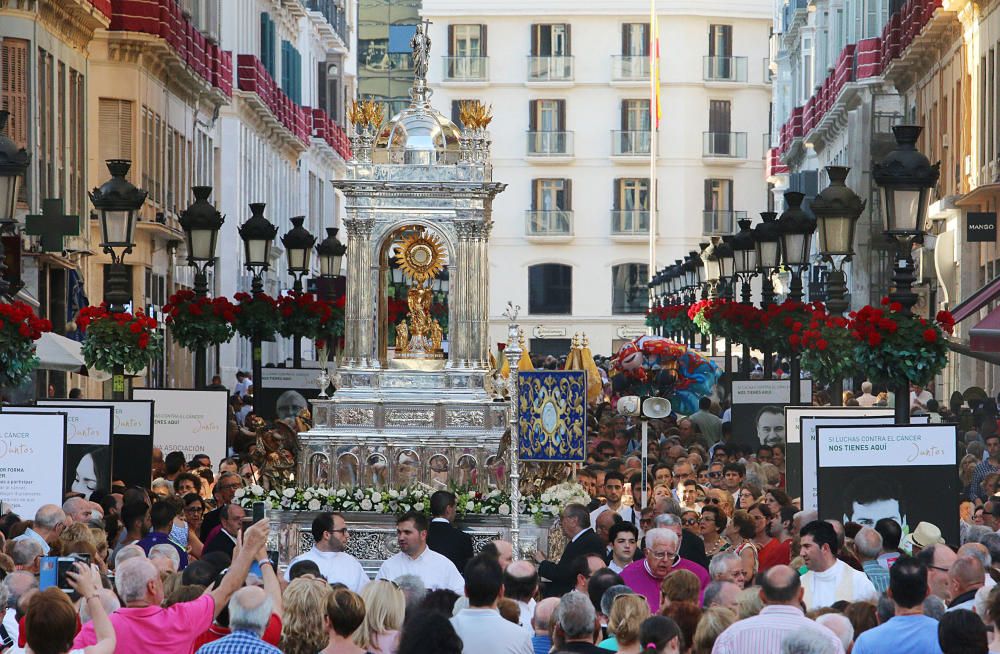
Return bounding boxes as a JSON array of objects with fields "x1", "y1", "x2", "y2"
[{"x1": 970, "y1": 306, "x2": 1000, "y2": 351}]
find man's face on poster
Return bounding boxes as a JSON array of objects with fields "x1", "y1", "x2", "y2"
[
  {"x1": 756, "y1": 411, "x2": 785, "y2": 446},
  {"x1": 845, "y1": 498, "x2": 905, "y2": 529},
  {"x1": 276, "y1": 391, "x2": 308, "y2": 420}
]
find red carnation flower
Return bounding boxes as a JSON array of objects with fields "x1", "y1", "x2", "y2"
[{"x1": 922, "y1": 328, "x2": 937, "y2": 343}]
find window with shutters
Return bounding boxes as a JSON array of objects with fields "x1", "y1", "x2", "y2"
[
  {"x1": 1, "y1": 38, "x2": 30, "y2": 204},
  {"x1": 612, "y1": 263, "x2": 649, "y2": 314},
  {"x1": 528, "y1": 179, "x2": 572, "y2": 236},
  {"x1": 57, "y1": 63, "x2": 66, "y2": 198},
  {"x1": 614, "y1": 100, "x2": 651, "y2": 156},
  {"x1": 280, "y1": 41, "x2": 302, "y2": 104},
  {"x1": 260, "y1": 13, "x2": 276, "y2": 78},
  {"x1": 69, "y1": 69, "x2": 84, "y2": 216},
  {"x1": 612, "y1": 178, "x2": 650, "y2": 234},
  {"x1": 99, "y1": 99, "x2": 133, "y2": 168},
  {"x1": 703, "y1": 178, "x2": 735, "y2": 234},
  {"x1": 153, "y1": 113, "x2": 162, "y2": 205},
  {"x1": 527, "y1": 100, "x2": 568, "y2": 155},
  {"x1": 166, "y1": 128, "x2": 175, "y2": 213},
  {"x1": 38, "y1": 48, "x2": 54, "y2": 197},
  {"x1": 528, "y1": 24, "x2": 573, "y2": 80},
  {"x1": 528, "y1": 263, "x2": 572, "y2": 314},
  {"x1": 614, "y1": 24, "x2": 650, "y2": 80},
  {"x1": 445, "y1": 25, "x2": 487, "y2": 80}
]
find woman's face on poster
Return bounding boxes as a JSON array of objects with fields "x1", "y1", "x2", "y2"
[{"x1": 72, "y1": 453, "x2": 98, "y2": 499}]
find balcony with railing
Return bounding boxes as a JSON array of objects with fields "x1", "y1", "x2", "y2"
[
  {"x1": 526, "y1": 131, "x2": 574, "y2": 157},
  {"x1": 703, "y1": 132, "x2": 748, "y2": 159},
  {"x1": 611, "y1": 56, "x2": 650, "y2": 81},
  {"x1": 305, "y1": 0, "x2": 348, "y2": 48},
  {"x1": 525, "y1": 210, "x2": 574, "y2": 238},
  {"x1": 442, "y1": 56, "x2": 489, "y2": 82},
  {"x1": 611, "y1": 210, "x2": 651, "y2": 236},
  {"x1": 703, "y1": 210, "x2": 748, "y2": 235},
  {"x1": 611, "y1": 130, "x2": 651, "y2": 157},
  {"x1": 527, "y1": 56, "x2": 574, "y2": 82},
  {"x1": 703, "y1": 56, "x2": 748, "y2": 82}
]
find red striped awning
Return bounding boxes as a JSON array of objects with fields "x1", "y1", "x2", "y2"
[{"x1": 970, "y1": 306, "x2": 1000, "y2": 351}]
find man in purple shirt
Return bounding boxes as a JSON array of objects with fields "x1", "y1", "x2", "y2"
[
  {"x1": 136, "y1": 500, "x2": 188, "y2": 570},
  {"x1": 620, "y1": 527, "x2": 709, "y2": 612}
]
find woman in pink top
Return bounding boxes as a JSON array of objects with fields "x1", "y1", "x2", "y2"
[{"x1": 354, "y1": 580, "x2": 405, "y2": 654}]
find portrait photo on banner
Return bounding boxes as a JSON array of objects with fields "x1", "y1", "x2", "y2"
[
  {"x1": 730, "y1": 379, "x2": 813, "y2": 451},
  {"x1": 255, "y1": 367, "x2": 323, "y2": 423},
  {"x1": 517, "y1": 370, "x2": 587, "y2": 462},
  {"x1": 1, "y1": 405, "x2": 113, "y2": 501},
  {"x1": 815, "y1": 423, "x2": 959, "y2": 545}
]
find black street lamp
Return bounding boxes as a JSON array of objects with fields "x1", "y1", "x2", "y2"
[
  {"x1": 732, "y1": 218, "x2": 757, "y2": 376},
  {"x1": 873, "y1": 125, "x2": 940, "y2": 424},
  {"x1": 315, "y1": 226, "x2": 347, "y2": 358},
  {"x1": 179, "y1": 186, "x2": 225, "y2": 388},
  {"x1": 89, "y1": 159, "x2": 148, "y2": 399},
  {"x1": 812, "y1": 167, "x2": 865, "y2": 405},
  {"x1": 777, "y1": 191, "x2": 816, "y2": 405},
  {"x1": 238, "y1": 203, "x2": 278, "y2": 410},
  {"x1": 282, "y1": 216, "x2": 317, "y2": 367},
  {"x1": 753, "y1": 211, "x2": 782, "y2": 377},
  {"x1": 0, "y1": 110, "x2": 29, "y2": 299}
]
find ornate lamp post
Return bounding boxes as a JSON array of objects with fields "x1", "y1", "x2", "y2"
[
  {"x1": 0, "y1": 110, "x2": 29, "y2": 299},
  {"x1": 873, "y1": 125, "x2": 940, "y2": 424},
  {"x1": 315, "y1": 227, "x2": 346, "y2": 396},
  {"x1": 716, "y1": 237, "x2": 736, "y2": 385},
  {"x1": 89, "y1": 159, "x2": 148, "y2": 399},
  {"x1": 238, "y1": 203, "x2": 278, "y2": 408},
  {"x1": 753, "y1": 211, "x2": 782, "y2": 377},
  {"x1": 812, "y1": 166, "x2": 866, "y2": 405},
  {"x1": 731, "y1": 219, "x2": 758, "y2": 376},
  {"x1": 179, "y1": 186, "x2": 225, "y2": 388},
  {"x1": 282, "y1": 216, "x2": 317, "y2": 367},
  {"x1": 776, "y1": 191, "x2": 817, "y2": 405}
]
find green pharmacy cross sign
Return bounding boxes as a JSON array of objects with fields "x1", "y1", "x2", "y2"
[{"x1": 25, "y1": 198, "x2": 79, "y2": 253}]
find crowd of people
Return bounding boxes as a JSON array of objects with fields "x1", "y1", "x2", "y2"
[{"x1": 7, "y1": 364, "x2": 1000, "y2": 654}]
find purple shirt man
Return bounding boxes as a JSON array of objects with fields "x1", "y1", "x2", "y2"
[{"x1": 620, "y1": 527, "x2": 709, "y2": 612}]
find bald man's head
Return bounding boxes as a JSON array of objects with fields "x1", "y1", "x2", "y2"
[
  {"x1": 532, "y1": 596, "x2": 561, "y2": 635},
  {"x1": 228, "y1": 586, "x2": 273, "y2": 636},
  {"x1": 504, "y1": 560, "x2": 539, "y2": 602},
  {"x1": 760, "y1": 565, "x2": 802, "y2": 604},
  {"x1": 949, "y1": 556, "x2": 985, "y2": 595}
]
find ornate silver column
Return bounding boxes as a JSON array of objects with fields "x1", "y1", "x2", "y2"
[
  {"x1": 344, "y1": 216, "x2": 376, "y2": 368},
  {"x1": 470, "y1": 221, "x2": 492, "y2": 368},
  {"x1": 452, "y1": 220, "x2": 477, "y2": 368},
  {"x1": 502, "y1": 302, "x2": 522, "y2": 556}
]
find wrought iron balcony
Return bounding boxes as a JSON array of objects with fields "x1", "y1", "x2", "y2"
[
  {"x1": 527, "y1": 56, "x2": 574, "y2": 81},
  {"x1": 526, "y1": 131, "x2": 574, "y2": 156},
  {"x1": 611, "y1": 210, "x2": 651, "y2": 235},
  {"x1": 442, "y1": 56, "x2": 489, "y2": 81},
  {"x1": 702, "y1": 210, "x2": 748, "y2": 235},
  {"x1": 611, "y1": 55, "x2": 650, "y2": 81},
  {"x1": 703, "y1": 131, "x2": 748, "y2": 158},
  {"x1": 703, "y1": 56, "x2": 748, "y2": 82},
  {"x1": 525, "y1": 210, "x2": 573, "y2": 237},
  {"x1": 611, "y1": 130, "x2": 652, "y2": 156}
]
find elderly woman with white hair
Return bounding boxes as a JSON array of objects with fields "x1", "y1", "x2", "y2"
[{"x1": 619, "y1": 528, "x2": 711, "y2": 613}]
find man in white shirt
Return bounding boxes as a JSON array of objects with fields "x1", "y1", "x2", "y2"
[
  {"x1": 856, "y1": 381, "x2": 879, "y2": 407},
  {"x1": 377, "y1": 511, "x2": 464, "y2": 593},
  {"x1": 799, "y1": 521, "x2": 877, "y2": 610},
  {"x1": 285, "y1": 512, "x2": 368, "y2": 592},
  {"x1": 451, "y1": 555, "x2": 533, "y2": 654},
  {"x1": 589, "y1": 471, "x2": 638, "y2": 527},
  {"x1": 503, "y1": 560, "x2": 538, "y2": 636},
  {"x1": 910, "y1": 384, "x2": 933, "y2": 412}
]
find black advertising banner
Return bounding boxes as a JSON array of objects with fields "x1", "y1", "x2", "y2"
[
  {"x1": 256, "y1": 368, "x2": 323, "y2": 423},
  {"x1": 967, "y1": 212, "x2": 998, "y2": 243},
  {"x1": 816, "y1": 424, "x2": 959, "y2": 545},
  {"x1": 38, "y1": 399, "x2": 154, "y2": 489},
  {"x1": 729, "y1": 380, "x2": 812, "y2": 452}
]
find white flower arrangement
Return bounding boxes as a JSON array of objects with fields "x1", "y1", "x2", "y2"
[{"x1": 235, "y1": 482, "x2": 590, "y2": 524}]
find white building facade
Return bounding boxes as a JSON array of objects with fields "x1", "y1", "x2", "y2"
[
  {"x1": 421, "y1": 0, "x2": 773, "y2": 357},
  {"x1": 215, "y1": 0, "x2": 356, "y2": 383}
]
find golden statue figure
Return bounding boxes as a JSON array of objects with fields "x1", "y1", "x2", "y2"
[
  {"x1": 430, "y1": 319, "x2": 443, "y2": 352},
  {"x1": 407, "y1": 284, "x2": 433, "y2": 339},
  {"x1": 396, "y1": 320, "x2": 410, "y2": 353}
]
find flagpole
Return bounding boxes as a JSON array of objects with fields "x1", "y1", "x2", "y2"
[{"x1": 648, "y1": 0, "x2": 658, "y2": 299}]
